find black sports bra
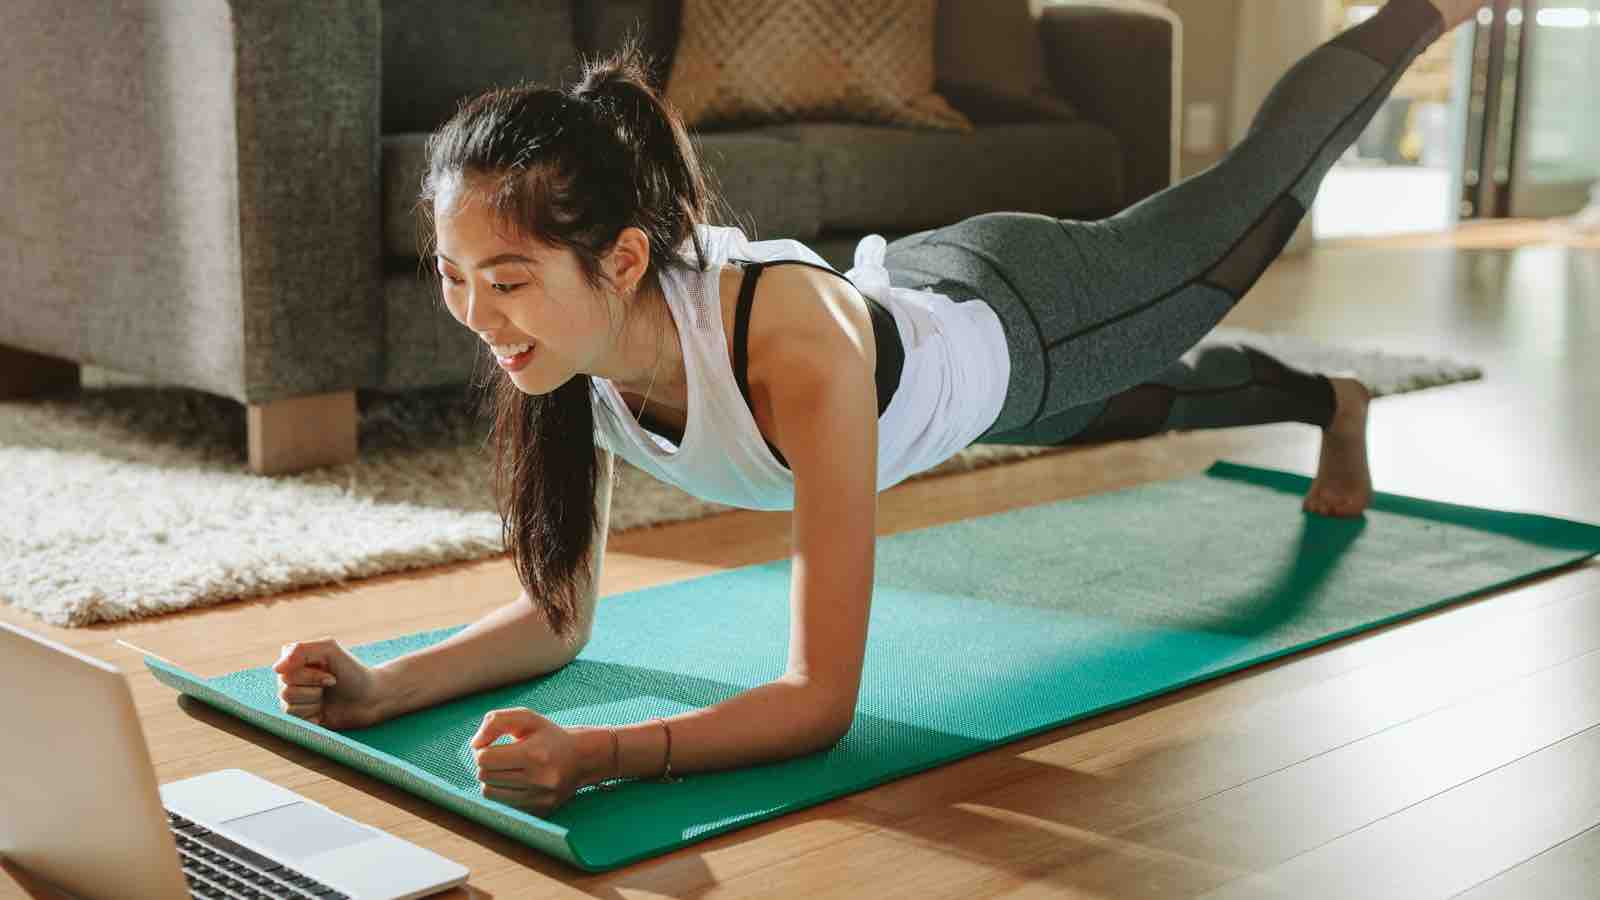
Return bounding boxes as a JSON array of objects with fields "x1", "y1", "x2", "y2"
[{"x1": 729, "y1": 258, "x2": 906, "y2": 470}]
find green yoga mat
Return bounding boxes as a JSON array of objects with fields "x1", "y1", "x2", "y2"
[{"x1": 145, "y1": 461, "x2": 1600, "y2": 872}]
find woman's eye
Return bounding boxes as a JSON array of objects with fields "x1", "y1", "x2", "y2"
[{"x1": 438, "y1": 274, "x2": 519, "y2": 294}]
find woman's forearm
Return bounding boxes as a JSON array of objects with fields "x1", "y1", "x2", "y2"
[
  {"x1": 571, "y1": 676, "x2": 849, "y2": 787},
  {"x1": 375, "y1": 590, "x2": 587, "y2": 719}
]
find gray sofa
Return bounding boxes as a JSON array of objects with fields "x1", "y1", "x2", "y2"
[{"x1": 0, "y1": 0, "x2": 1179, "y2": 474}]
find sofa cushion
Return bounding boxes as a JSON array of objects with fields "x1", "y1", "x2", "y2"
[
  {"x1": 691, "y1": 132, "x2": 825, "y2": 241},
  {"x1": 759, "y1": 121, "x2": 1126, "y2": 232},
  {"x1": 935, "y1": 0, "x2": 1079, "y2": 124},
  {"x1": 381, "y1": 257, "x2": 482, "y2": 389},
  {"x1": 574, "y1": 0, "x2": 680, "y2": 84},
  {"x1": 382, "y1": 129, "x2": 823, "y2": 261},
  {"x1": 381, "y1": 0, "x2": 581, "y2": 134},
  {"x1": 382, "y1": 133, "x2": 435, "y2": 260},
  {"x1": 664, "y1": 0, "x2": 972, "y2": 134}
]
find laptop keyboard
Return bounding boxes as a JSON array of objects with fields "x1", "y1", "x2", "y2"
[{"x1": 166, "y1": 809, "x2": 351, "y2": 900}]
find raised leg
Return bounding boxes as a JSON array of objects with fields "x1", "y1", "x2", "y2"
[
  {"x1": 886, "y1": 0, "x2": 1450, "y2": 438},
  {"x1": 1426, "y1": 0, "x2": 1486, "y2": 31},
  {"x1": 978, "y1": 342, "x2": 1338, "y2": 443},
  {"x1": 977, "y1": 342, "x2": 1376, "y2": 516},
  {"x1": 247, "y1": 390, "x2": 358, "y2": 475},
  {"x1": 0, "y1": 344, "x2": 80, "y2": 399}
]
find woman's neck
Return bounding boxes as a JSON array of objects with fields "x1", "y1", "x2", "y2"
[{"x1": 614, "y1": 273, "x2": 686, "y2": 417}]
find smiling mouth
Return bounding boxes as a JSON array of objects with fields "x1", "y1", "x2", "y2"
[
  {"x1": 489, "y1": 338, "x2": 535, "y2": 358},
  {"x1": 494, "y1": 343, "x2": 537, "y2": 370}
]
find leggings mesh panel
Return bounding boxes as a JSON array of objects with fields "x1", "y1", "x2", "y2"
[
  {"x1": 1052, "y1": 344, "x2": 1337, "y2": 446},
  {"x1": 1199, "y1": 195, "x2": 1308, "y2": 300}
]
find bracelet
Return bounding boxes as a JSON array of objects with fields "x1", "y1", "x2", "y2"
[
  {"x1": 655, "y1": 717, "x2": 684, "y2": 784},
  {"x1": 598, "y1": 727, "x2": 621, "y2": 792},
  {"x1": 595, "y1": 719, "x2": 685, "y2": 791}
]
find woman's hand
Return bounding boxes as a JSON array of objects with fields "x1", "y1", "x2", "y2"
[
  {"x1": 470, "y1": 708, "x2": 587, "y2": 816},
  {"x1": 271, "y1": 637, "x2": 392, "y2": 730}
]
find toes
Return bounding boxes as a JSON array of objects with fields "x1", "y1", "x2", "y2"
[
  {"x1": 1304, "y1": 493, "x2": 1350, "y2": 517},
  {"x1": 1329, "y1": 496, "x2": 1367, "y2": 518},
  {"x1": 1306, "y1": 487, "x2": 1372, "y2": 518}
]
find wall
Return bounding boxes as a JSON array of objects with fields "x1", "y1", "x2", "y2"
[{"x1": 1166, "y1": 0, "x2": 1242, "y2": 179}]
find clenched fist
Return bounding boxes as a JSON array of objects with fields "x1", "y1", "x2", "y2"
[
  {"x1": 272, "y1": 637, "x2": 392, "y2": 730},
  {"x1": 470, "y1": 708, "x2": 588, "y2": 816}
]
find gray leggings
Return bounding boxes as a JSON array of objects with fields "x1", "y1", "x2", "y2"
[{"x1": 881, "y1": 0, "x2": 1445, "y2": 445}]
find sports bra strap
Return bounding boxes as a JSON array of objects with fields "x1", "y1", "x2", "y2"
[{"x1": 731, "y1": 258, "x2": 905, "y2": 470}]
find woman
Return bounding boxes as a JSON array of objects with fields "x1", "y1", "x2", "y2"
[{"x1": 273, "y1": 0, "x2": 1475, "y2": 816}]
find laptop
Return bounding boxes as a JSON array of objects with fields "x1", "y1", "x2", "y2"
[{"x1": 0, "y1": 621, "x2": 470, "y2": 900}]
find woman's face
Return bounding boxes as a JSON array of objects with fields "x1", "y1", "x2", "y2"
[{"x1": 432, "y1": 187, "x2": 637, "y2": 396}]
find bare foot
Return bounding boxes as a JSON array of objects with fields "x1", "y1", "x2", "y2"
[
  {"x1": 1426, "y1": 0, "x2": 1483, "y2": 31},
  {"x1": 1303, "y1": 377, "x2": 1373, "y2": 517}
]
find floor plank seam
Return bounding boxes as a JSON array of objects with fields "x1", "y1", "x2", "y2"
[
  {"x1": 1239, "y1": 720, "x2": 1600, "y2": 891},
  {"x1": 1444, "y1": 821, "x2": 1600, "y2": 899}
]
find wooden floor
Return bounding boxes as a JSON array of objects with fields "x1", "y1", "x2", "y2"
[
  {"x1": 5, "y1": 225, "x2": 1600, "y2": 899},
  {"x1": 1322, "y1": 216, "x2": 1600, "y2": 250}
]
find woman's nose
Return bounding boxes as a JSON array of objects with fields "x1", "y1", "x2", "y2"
[{"x1": 461, "y1": 285, "x2": 500, "y2": 331}]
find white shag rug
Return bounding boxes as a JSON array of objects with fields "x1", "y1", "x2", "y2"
[{"x1": 0, "y1": 328, "x2": 1481, "y2": 627}]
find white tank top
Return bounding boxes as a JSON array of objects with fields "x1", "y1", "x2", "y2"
[{"x1": 591, "y1": 224, "x2": 1010, "y2": 511}]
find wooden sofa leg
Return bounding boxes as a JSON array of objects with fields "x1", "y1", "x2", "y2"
[
  {"x1": 247, "y1": 390, "x2": 359, "y2": 475},
  {"x1": 0, "y1": 344, "x2": 81, "y2": 399}
]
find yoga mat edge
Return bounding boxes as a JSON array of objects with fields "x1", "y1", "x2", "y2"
[{"x1": 1208, "y1": 459, "x2": 1600, "y2": 541}]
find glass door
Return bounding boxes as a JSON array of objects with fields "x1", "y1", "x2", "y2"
[
  {"x1": 1506, "y1": 0, "x2": 1600, "y2": 217},
  {"x1": 1312, "y1": 1, "x2": 1470, "y2": 239},
  {"x1": 1315, "y1": 0, "x2": 1597, "y2": 233}
]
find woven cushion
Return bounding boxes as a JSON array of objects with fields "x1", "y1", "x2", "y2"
[{"x1": 664, "y1": 0, "x2": 973, "y2": 133}]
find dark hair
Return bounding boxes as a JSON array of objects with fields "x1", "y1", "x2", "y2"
[{"x1": 415, "y1": 35, "x2": 731, "y2": 647}]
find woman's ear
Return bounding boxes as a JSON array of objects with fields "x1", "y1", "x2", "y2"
[{"x1": 608, "y1": 226, "x2": 652, "y2": 295}]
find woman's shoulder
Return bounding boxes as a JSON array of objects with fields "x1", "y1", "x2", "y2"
[
  {"x1": 737, "y1": 263, "x2": 877, "y2": 392},
  {"x1": 706, "y1": 259, "x2": 881, "y2": 469}
]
